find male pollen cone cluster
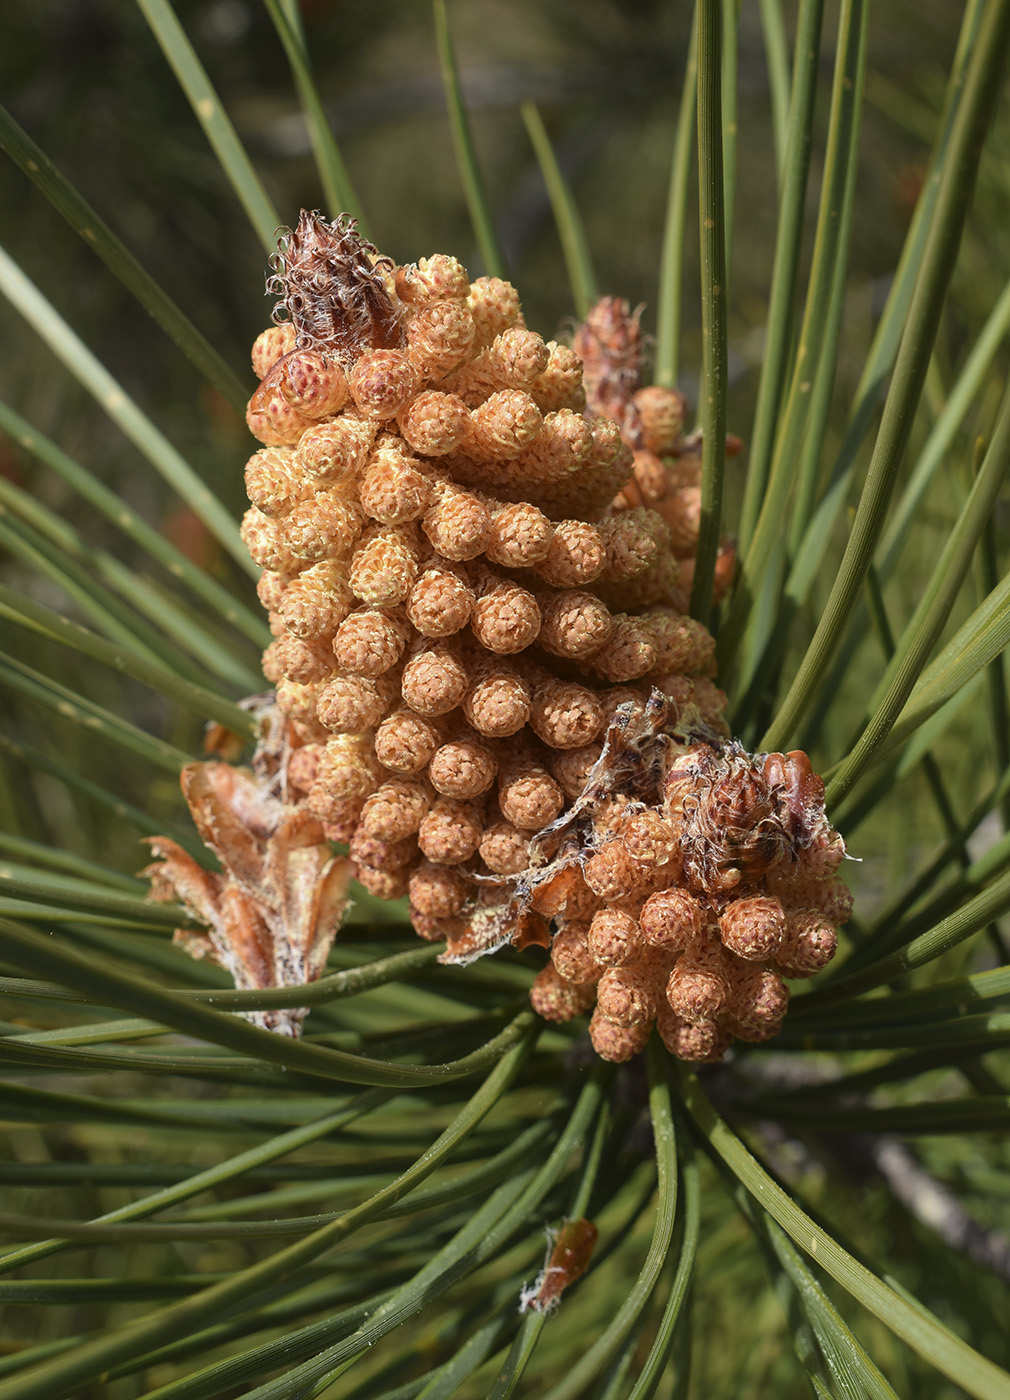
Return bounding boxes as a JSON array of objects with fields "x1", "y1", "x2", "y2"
[{"x1": 150, "y1": 211, "x2": 850, "y2": 1060}]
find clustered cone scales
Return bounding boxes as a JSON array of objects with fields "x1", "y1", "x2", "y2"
[{"x1": 151, "y1": 212, "x2": 849, "y2": 1061}]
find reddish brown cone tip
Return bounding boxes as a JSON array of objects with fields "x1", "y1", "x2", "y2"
[{"x1": 267, "y1": 210, "x2": 402, "y2": 365}]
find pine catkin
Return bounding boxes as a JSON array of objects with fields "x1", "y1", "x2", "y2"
[{"x1": 177, "y1": 211, "x2": 849, "y2": 1065}]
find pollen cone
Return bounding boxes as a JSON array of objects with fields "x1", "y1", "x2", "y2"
[{"x1": 153, "y1": 214, "x2": 849, "y2": 1062}]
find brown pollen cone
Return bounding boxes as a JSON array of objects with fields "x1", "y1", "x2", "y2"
[{"x1": 155, "y1": 215, "x2": 848, "y2": 1059}]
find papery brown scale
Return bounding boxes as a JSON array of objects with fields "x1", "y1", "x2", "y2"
[
  {"x1": 269, "y1": 211, "x2": 402, "y2": 364},
  {"x1": 267, "y1": 812, "x2": 352, "y2": 968},
  {"x1": 142, "y1": 837, "x2": 223, "y2": 931},
  {"x1": 216, "y1": 884, "x2": 276, "y2": 991},
  {"x1": 513, "y1": 900, "x2": 558, "y2": 946},
  {"x1": 181, "y1": 762, "x2": 279, "y2": 880},
  {"x1": 529, "y1": 862, "x2": 596, "y2": 920},
  {"x1": 146, "y1": 760, "x2": 350, "y2": 1032},
  {"x1": 520, "y1": 1218, "x2": 598, "y2": 1315}
]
